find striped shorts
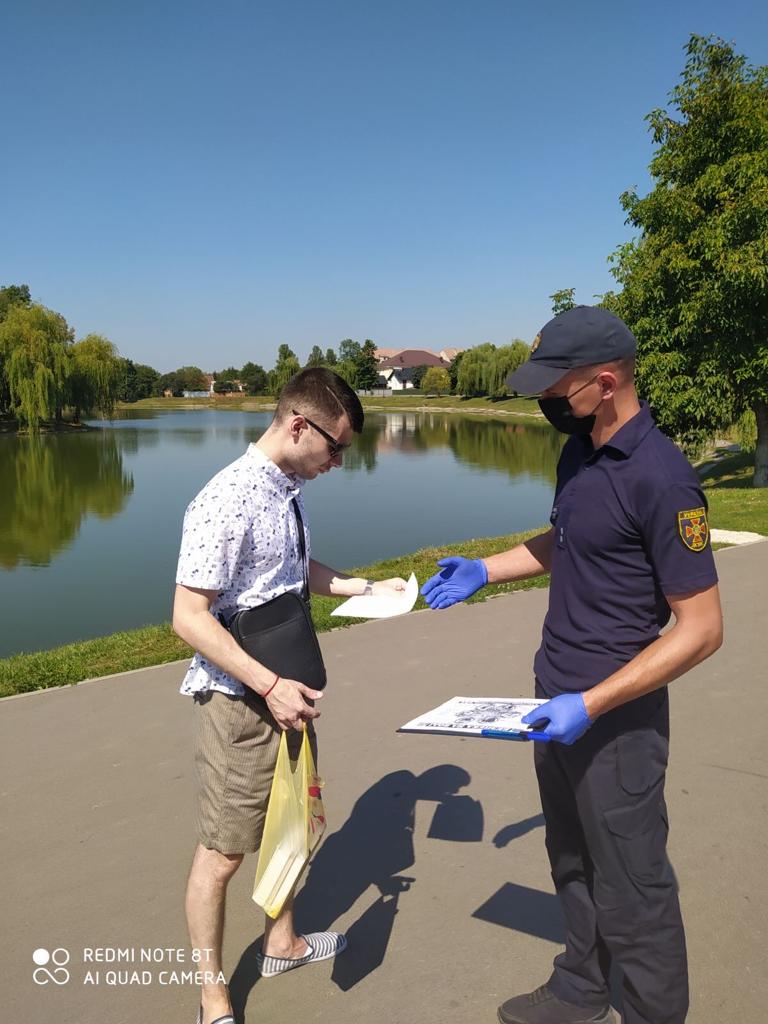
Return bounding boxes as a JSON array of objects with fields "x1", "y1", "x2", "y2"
[{"x1": 192, "y1": 689, "x2": 318, "y2": 855}]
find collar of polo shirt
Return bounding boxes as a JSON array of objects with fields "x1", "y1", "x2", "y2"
[{"x1": 581, "y1": 401, "x2": 655, "y2": 460}]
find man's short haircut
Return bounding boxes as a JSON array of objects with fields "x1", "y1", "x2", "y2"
[
  {"x1": 611, "y1": 356, "x2": 636, "y2": 382},
  {"x1": 275, "y1": 367, "x2": 364, "y2": 433}
]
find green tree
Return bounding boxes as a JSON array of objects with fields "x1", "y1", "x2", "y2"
[
  {"x1": 155, "y1": 366, "x2": 207, "y2": 396},
  {"x1": 355, "y1": 339, "x2": 380, "y2": 389},
  {"x1": 324, "y1": 347, "x2": 338, "y2": 366},
  {"x1": 338, "y1": 338, "x2": 361, "y2": 363},
  {"x1": 448, "y1": 351, "x2": 464, "y2": 393},
  {"x1": 117, "y1": 358, "x2": 139, "y2": 403},
  {"x1": 0, "y1": 284, "x2": 31, "y2": 322},
  {"x1": 68, "y1": 334, "x2": 123, "y2": 422},
  {"x1": 333, "y1": 360, "x2": 358, "y2": 388},
  {"x1": 411, "y1": 364, "x2": 430, "y2": 389},
  {"x1": 609, "y1": 35, "x2": 768, "y2": 485},
  {"x1": 156, "y1": 372, "x2": 183, "y2": 397},
  {"x1": 215, "y1": 366, "x2": 241, "y2": 382},
  {"x1": 134, "y1": 363, "x2": 160, "y2": 399},
  {"x1": 549, "y1": 288, "x2": 576, "y2": 315},
  {"x1": 269, "y1": 344, "x2": 301, "y2": 396},
  {"x1": 119, "y1": 360, "x2": 159, "y2": 402},
  {"x1": 457, "y1": 343, "x2": 496, "y2": 397},
  {"x1": 176, "y1": 366, "x2": 208, "y2": 391},
  {"x1": 490, "y1": 340, "x2": 530, "y2": 397},
  {"x1": 213, "y1": 379, "x2": 234, "y2": 393},
  {"x1": 422, "y1": 366, "x2": 451, "y2": 395},
  {"x1": 240, "y1": 361, "x2": 268, "y2": 395},
  {"x1": 0, "y1": 304, "x2": 72, "y2": 428},
  {"x1": 305, "y1": 345, "x2": 326, "y2": 368}
]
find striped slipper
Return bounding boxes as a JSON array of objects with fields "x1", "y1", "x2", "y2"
[
  {"x1": 194, "y1": 1009, "x2": 234, "y2": 1024},
  {"x1": 256, "y1": 932, "x2": 347, "y2": 978}
]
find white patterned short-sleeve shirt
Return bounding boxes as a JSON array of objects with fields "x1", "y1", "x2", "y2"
[{"x1": 175, "y1": 443, "x2": 310, "y2": 697}]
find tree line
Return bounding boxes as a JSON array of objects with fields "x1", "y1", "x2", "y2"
[{"x1": 0, "y1": 288, "x2": 529, "y2": 428}]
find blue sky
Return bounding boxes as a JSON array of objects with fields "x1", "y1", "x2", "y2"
[{"x1": 2, "y1": 0, "x2": 767, "y2": 373}]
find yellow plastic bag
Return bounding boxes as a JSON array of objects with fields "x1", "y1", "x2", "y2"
[{"x1": 252, "y1": 729, "x2": 326, "y2": 919}]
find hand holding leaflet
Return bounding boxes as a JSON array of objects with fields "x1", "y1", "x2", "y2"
[
  {"x1": 420, "y1": 557, "x2": 488, "y2": 609},
  {"x1": 521, "y1": 693, "x2": 591, "y2": 745},
  {"x1": 332, "y1": 573, "x2": 418, "y2": 619}
]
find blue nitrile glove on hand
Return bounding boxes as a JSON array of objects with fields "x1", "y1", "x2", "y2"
[
  {"x1": 522, "y1": 694, "x2": 591, "y2": 745},
  {"x1": 420, "y1": 556, "x2": 488, "y2": 609}
]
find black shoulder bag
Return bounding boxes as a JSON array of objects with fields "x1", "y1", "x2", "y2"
[{"x1": 227, "y1": 499, "x2": 327, "y2": 692}]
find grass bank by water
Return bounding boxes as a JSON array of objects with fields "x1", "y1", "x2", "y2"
[
  {"x1": 121, "y1": 394, "x2": 544, "y2": 419},
  {"x1": 0, "y1": 529, "x2": 545, "y2": 698},
  {"x1": 2, "y1": 454, "x2": 764, "y2": 700}
]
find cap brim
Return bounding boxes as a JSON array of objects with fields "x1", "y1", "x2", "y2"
[{"x1": 506, "y1": 360, "x2": 571, "y2": 396}]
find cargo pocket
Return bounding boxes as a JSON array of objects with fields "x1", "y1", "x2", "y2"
[{"x1": 603, "y1": 787, "x2": 670, "y2": 889}]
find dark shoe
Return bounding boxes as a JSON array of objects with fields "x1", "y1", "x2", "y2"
[{"x1": 497, "y1": 984, "x2": 614, "y2": 1024}]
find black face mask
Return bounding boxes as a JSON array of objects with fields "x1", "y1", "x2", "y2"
[{"x1": 538, "y1": 375, "x2": 602, "y2": 435}]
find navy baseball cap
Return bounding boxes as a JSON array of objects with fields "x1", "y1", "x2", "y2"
[{"x1": 507, "y1": 305, "x2": 637, "y2": 396}]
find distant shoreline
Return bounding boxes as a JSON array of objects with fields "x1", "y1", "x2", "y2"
[{"x1": 117, "y1": 394, "x2": 546, "y2": 420}]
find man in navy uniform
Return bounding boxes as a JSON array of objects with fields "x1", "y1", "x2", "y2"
[{"x1": 421, "y1": 307, "x2": 723, "y2": 1024}]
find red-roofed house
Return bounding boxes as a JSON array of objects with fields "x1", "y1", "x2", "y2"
[
  {"x1": 377, "y1": 349, "x2": 448, "y2": 390},
  {"x1": 378, "y1": 349, "x2": 446, "y2": 370}
]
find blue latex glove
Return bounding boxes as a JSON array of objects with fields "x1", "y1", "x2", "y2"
[
  {"x1": 522, "y1": 694, "x2": 591, "y2": 745},
  {"x1": 420, "y1": 556, "x2": 488, "y2": 609}
]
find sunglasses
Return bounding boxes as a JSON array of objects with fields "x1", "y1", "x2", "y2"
[{"x1": 292, "y1": 409, "x2": 351, "y2": 458}]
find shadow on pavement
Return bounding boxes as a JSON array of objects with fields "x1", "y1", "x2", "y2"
[
  {"x1": 473, "y1": 882, "x2": 565, "y2": 944},
  {"x1": 229, "y1": 764, "x2": 482, "y2": 1018},
  {"x1": 493, "y1": 813, "x2": 546, "y2": 847}
]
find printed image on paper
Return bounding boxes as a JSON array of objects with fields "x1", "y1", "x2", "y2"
[{"x1": 399, "y1": 696, "x2": 547, "y2": 737}]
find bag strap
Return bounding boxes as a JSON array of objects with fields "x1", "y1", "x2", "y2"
[{"x1": 291, "y1": 498, "x2": 310, "y2": 602}]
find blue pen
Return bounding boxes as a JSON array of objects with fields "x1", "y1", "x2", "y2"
[{"x1": 481, "y1": 728, "x2": 551, "y2": 742}]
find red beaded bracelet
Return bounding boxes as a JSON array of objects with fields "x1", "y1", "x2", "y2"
[{"x1": 263, "y1": 673, "x2": 280, "y2": 699}]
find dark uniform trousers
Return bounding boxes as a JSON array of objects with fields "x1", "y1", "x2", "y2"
[{"x1": 534, "y1": 687, "x2": 688, "y2": 1024}]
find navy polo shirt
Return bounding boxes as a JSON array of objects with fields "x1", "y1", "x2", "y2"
[{"x1": 534, "y1": 401, "x2": 718, "y2": 698}]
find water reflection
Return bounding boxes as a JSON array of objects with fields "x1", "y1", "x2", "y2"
[
  {"x1": 0, "y1": 433, "x2": 134, "y2": 568},
  {"x1": 350, "y1": 413, "x2": 561, "y2": 483},
  {"x1": 105, "y1": 408, "x2": 561, "y2": 483}
]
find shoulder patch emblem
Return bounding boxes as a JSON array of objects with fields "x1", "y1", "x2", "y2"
[
  {"x1": 677, "y1": 507, "x2": 709, "y2": 552},
  {"x1": 530, "y1": 333, "x2": 541, "y2": 354}
]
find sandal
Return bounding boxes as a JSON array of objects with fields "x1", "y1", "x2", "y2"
[{"x1": 256, "y1": 931, "x2": 347, "y2": 978}]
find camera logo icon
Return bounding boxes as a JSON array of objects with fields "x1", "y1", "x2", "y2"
[{"x1": 32, "y1": 948, "x2": 70, "y2": 985}]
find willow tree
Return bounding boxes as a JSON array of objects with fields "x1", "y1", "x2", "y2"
[
  {"x1": 491, "y1": 340, "x2": 529, "y2": 397},
  {"x1": 610, "y1": 35, "x2": 768, "y2": 485},
  {"x1": 68, "y1": 334, "x2": 123, "y2": 422},
  {"x1": 457, "y1": 343, "x2": 496, "y2": 396},
  {"x1": 0, "y1": 304, "x2": 72, "y2": 429}
]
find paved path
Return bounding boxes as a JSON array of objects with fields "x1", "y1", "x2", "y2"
[{"x1": 3, "y1": 544, "x2": 767, "y2": 1024}]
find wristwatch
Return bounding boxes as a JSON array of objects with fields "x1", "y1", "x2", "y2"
[{"x1": 363, "y1": 579, "x2": 375, "y2": 596}]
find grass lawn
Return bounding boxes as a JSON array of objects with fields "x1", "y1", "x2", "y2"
[{"x1": 699, "y1": 453, "x2": 768, "y2": 535}]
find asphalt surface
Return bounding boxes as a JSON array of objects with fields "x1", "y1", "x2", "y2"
[{"x1": 3, "y1": 542, "x2": 766, "y2": 1024}]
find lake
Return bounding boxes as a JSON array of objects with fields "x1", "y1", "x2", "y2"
[{"x1": 0, "y1": 409, "x2": 562, "y2": 657}]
